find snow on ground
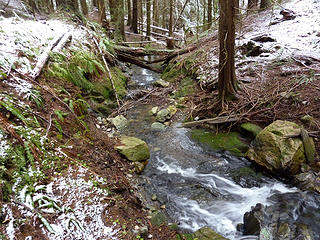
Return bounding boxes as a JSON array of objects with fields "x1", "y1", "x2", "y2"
[
  {"x1": 0, "y1": 130, "x2": 9, "y2": 158},
  {"x1": 240, "y1": 0, "x2": 320, "y2": 60},
  {"x1": 197, "y1": 0, "x2": 320, "y2": 85},
  {"x1": 0, "y1": 17, "x2": 71, "y2": 72},
  {"x1": 3, "y1": 166, "x2": 119, "y2": 240}
]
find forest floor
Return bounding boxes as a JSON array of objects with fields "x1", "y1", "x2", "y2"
[{"x1": 0, "y1": 0, "x2": 319, "y2": 239}]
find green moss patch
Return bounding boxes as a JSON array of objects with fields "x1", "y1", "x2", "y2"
[{"x1": 191, "y1": 129, "x2": 249, "y2": 156}]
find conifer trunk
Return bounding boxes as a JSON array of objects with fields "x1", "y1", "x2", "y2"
[
  {"x1": 127, "y1": 0, "x2": 132, "y2": 26},
  {"x1": 218, "y1": 0, "x2": 237, "y2": 101},
  {"x1": 132, "y1": 0, "x2": 138, "y2": 33},
  {"x1": 146, "y1": 0, "x2": 151, "y2": 39}
]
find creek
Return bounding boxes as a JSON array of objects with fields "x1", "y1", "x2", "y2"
[{"x1": 122, "y1": 63, "x2": 320, "y2": 240}]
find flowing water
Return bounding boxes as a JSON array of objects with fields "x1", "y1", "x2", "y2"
[{"x1": 125, "y1": 64, "x2": 320, "y2": 239}]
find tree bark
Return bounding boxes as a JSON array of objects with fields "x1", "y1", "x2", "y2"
[
  {"x1": 202, "y1": 0, "x2": 206, "y2": 31},
  {"x1": 146, "y1": 0, "x2": 151, "y2": 39},
  {"x1": 127, "y1": 0, "x2": 132, "y2": 26},
  {"x1": 132, "y1": 0, "x2": 138, "y2": 33},
  {"x1": 152, "y1": 0, "x2": 158, "y2": 26},
  {"x1": 218, "y1": 0, "x2": 238, "y2": 101},
  {"x1": 80, "y1": 0, "x2": 88, "y2": 16},
  {"x1": 115, "y1": 0, "x2": 126, "y2": 42},
  {"x1": 138, "y1": 0, "x2": 143, "y2": 34},
  {"x1": 98, "y1": 0, "x2": 106, "y2": 23},
  {"x1": 168, "y1": 0, "x2": 173, "y2": 37},
  {"x1": 208, "y1": 0, "x2": 212, "y2": 29}
]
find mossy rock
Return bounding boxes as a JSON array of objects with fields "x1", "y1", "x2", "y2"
[
  {"x1": 109, "y1": 115, "x2": 128, "y2": 130},
  {"x1": 150, "y1": 210, "x2": 167, "y2": 226},
  {"x1": 191, "y1": 130, "x2": 249, "y2": 156},
  {"x1": 246, "y1": 120, "x2": 306, "y2": 175},
  {"x1": 115, "y1": 136, "x2": 150, "y2": 162},
  {"x1": 240, "y1": 123, "x2": 262, "y2": 139},
  {"x1": 193, "y1": 227, "x2": 229, "y2": 240},
  {"x1": 156, "y1": 109, "x2": 171, "y2": 123}
]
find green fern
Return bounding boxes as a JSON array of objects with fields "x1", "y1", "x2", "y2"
[
  {"x1": 48, "y1": 50, "x2": 105, "y2": 92},
  {"x1": 0, "y1": 100, "x2": 26, "y2": 122}
]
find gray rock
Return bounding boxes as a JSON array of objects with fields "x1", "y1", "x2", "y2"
[
  {"x1": 154, "y1": 79, "x2": 170, "y2": 88},
  {"x1": 151, "y1": 122, "x2": 167, "y2": 131},
  {"x1": 109, "y1": 115, "x2": 128, "y2": 130}
]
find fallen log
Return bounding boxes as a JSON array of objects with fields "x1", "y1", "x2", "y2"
[
  {"x1": 52, "y1": 32, "x2": 72, "y2": 53},
  {"x1": 114, "y1": 45, "x2": 174, "y2": 56},
  {"x1": 182, "y1": 116, "x2": 240, "y2": 127},
  {"x1": 147, "y1": 45, "x2": 198, "y2": 64},
  {"x1": 117, "y1": 52, "x2": 162, "y2": 73},
  {"x1": 30, "y1": 32, "x2": 66, "y2": 80}
]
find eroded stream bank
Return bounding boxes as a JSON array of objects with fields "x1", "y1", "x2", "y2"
[{"x1": 121, "y1": 64, "x2": 320, "y2": 240}]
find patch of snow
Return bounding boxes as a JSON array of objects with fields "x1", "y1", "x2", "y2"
[
  {"x1": 4, "y1": 76, "x2": 33, "y2": 98},
  {"x1": 240, "y1": 0, "x2": 320, "y2": 60},
  {"x1": 0, "y1": 131, "x2": 9, "y2": 158},
  {"x1": 0, "y1": 17, "x2": 72, "y2": 73},
  {"x1": 3, "y1": 205, "x2": 15, "y2": 240},
  {"x1": 5, "y1": 166, "x2": 119, "y2": 240}
]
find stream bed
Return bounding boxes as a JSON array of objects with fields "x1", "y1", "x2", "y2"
[{"x1": 123, "y1": 64, "x2": 320, "y2": 239}]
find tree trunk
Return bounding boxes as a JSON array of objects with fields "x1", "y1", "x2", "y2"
[
  {"x1": 218, "y1": 0, "x2": 238, "y2": 101},
  {"x1": 162, "y1": 0, "x2": 167, "y2": 29},
  {"x1": 127, "y1": 0, "x2": 132, "y2": 26},
  {"x1": 146, "y1": 0, "x2": 151, "y2": 39},
  {"x1": 98, "y1": 0, "x2": 106, "y2": 23},
  {"x1": 80, "y1": 0, "x2": 88, "y2": 16},
  {"x1": 168, "y1": 0, "x2": 173, "y2": 36},
  {"x1": 152, "y1": 0, "x2": 158, "y2": 26},
  {"x1": 138, "y1": 0, "x2": 143, "y2": 34},
  {"x1": 132, "y1": 0, "x2": 138, "y2": 33},
  {"x1": 208, "y1": 0, "x2": 212, "y2": 29},
  {"x1": 110, "y1": 0, "x2": 117, "y2": 22},
  {"x1": 202, "y1": 0, "x2": 206, "y2": 31},
  {"x1": 115, "y1": 0, "x2": 126, "y2": 42}
]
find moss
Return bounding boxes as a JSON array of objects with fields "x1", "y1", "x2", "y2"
[
  {"x1": 109, "y1": 67, "x2": 127, "y2": 99},
  {"x1": 173, "y1": 77, "x2": 197, "y2": 99},
  {"x1": 240, "y1": 123, "x2": 262, "y2": 139},
  {"x1": 176, "y1": 233, "x2": 194, "y2": 240},
  {"x1": 191, "y1": 129, "x2": 249, "y2": 156},
  {"x1": 162, "y1": 63, "x2": 187, "y2": 82}
]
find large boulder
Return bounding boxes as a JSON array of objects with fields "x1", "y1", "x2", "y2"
[
  {"x1": 115, "y1": 136, "x2": 150, "y2": 162},
  {"x1": 246, "y1": 120, "x2": 306, "y2": 175}
]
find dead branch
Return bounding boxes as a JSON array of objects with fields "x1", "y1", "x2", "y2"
[{"x1": 182, "y1": 115, "x2": 240, "y2": 127}]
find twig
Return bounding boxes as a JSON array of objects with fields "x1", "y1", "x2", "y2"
[{"x1": 45, "y1": 113, "x2": 53, "y2": 138}]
